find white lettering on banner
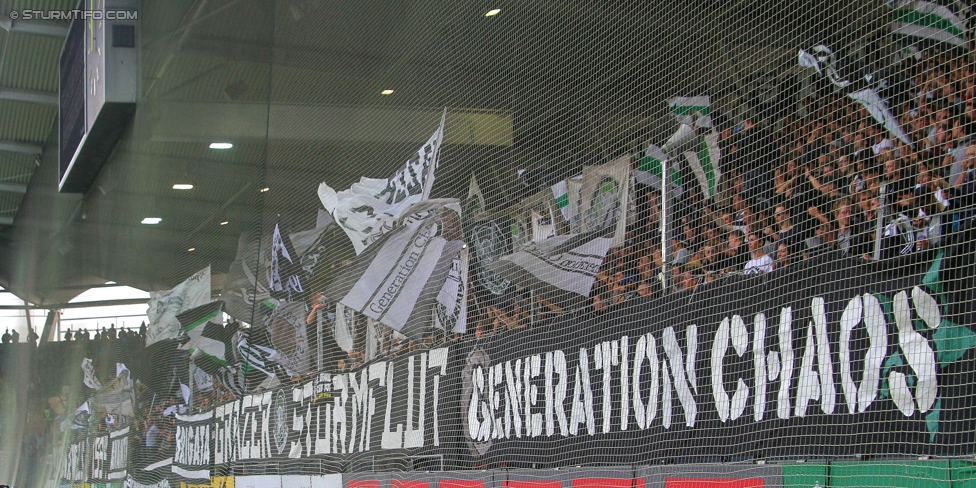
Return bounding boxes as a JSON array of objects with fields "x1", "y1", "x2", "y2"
[
  {"x1": 91, "y1": 435, "x2": 107, "y2": 479},
  {"x1": 464, "y1": 290, "x2": 943, "y2": 443},
  {"x1": 202, "y1": 350, "x2": 449, "y2": 464},
  {"x1": 66, "y1": 440, "x2": 87, "y2": 482},
  {"x1": 213, "y1": 401, "x2": 239, "y2": 464},
  {"x1": 110, "y1": 436, "x2": 128, "y2": 473},
  {"x1": 175, "y1": 423, "x2": 210, "y2": 468}
]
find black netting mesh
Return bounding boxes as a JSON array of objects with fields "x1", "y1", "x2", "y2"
[{"x1": 2, "y1": 1, "x2": 976, "y2": 487}]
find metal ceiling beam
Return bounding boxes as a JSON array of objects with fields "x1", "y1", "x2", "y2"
[
  {"x1": 0, "y1": 298, "x2": 147, "y2": 310},
  {"x1": 149, "y1": 101, "x2": 513, "y2": 146},
  {"x1": 0, "y1": 183, "x2": 26, "y2": 194},
  {"x1": 0, "y1": 86, "x2": 58, "y2": 106},
  {"x1": 0, "y1": 140, "x2": 42, "y2": 154},
  {"x1": 0, "y1": 18, "x2": 69, "y2": 37}
]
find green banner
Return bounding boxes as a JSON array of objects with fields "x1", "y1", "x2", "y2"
[
  {"x1": 830, "y1": 461, "x2": 949, "y2": 488},
  {"x1": 783, "y1": 463, "x2": 827, "y2": 488}
]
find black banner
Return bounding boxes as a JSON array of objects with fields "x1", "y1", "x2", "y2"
[
  {"x1": 458, "y1": 251, "x2": 976, "y2": 466},
  {"x1": 167, "y1": 346, "x2": 464, "y2": 478},
  {"x1": 66, "y1": 249, "x2": 976, "y2": 478}
]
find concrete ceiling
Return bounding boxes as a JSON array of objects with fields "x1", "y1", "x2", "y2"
[{"x1": 0, "y1": 0, "x2": 892, "y2": 305}]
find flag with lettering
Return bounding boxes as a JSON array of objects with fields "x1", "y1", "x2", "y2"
[
  {"x1": 489, "y1": 227, "x2": 613, "y2": 305},
  {"x1": 268, "y1": 222, "x2": 305, "y2": 302},
  {"x1": 319, "y1": 110, "x2": 447, "y2": 254},
  {"x1": 434, "y1": 247, "x2": 469, "y2": 334},
  {"x1": 324, "y1": 200, "x2": 465, "y2": 340}
]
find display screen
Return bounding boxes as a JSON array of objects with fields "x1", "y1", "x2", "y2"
[{"x1": 59, "y1": 17, "x2": 86, "y2": 186}]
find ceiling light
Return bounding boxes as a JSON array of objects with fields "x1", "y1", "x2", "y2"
[
  {"x1": 381, "y1": 89, "x2": 394, "y2": 95},
  {"x1": 485, "y1": 9, "x2": 500, "y2": 16},
  {"x1": 172, "y1": 183, "x2": 194, "y2": 190},
  {"x1": 104, "y1": 281, "x2": 116, "y2": 285},
  {"x1": 220, "y1": 221, "x2": 229, "y2": 226},
  {"x1": 187, "y1": 247, "x2": 196, "y2": 252},
  {"x1": 260, "y1": 187, "x2": 270, "y2": 193},
  {"x1": 141, "y1": 217, "x2": 162, "y2": 225},
  {"x1": 209, "y1": 142, "x2": 233, "y2": 149}
]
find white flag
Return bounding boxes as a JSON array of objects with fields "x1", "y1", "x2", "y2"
[
  {"x1": 434, "y1": 247, "x2": 469, "y2": 334},
  {"x1": 574, "y1": 155, "x2": 631, "y2": 247},
  {"x1": 531, "y1": 209, "x2": 557, "y2": 242},
  {"x1": 319, "y1": 110, "x2": 447, "y2": 254},
  {"x1": 465, "y1": 174, "x2": 487, "y2": 221},
  {"x1": 797, "y1": 45, "x2": 851, "y2": 89},
  {"x1": 682, "y1": 132, "x2": 723, "y2": 199},
  {"x1": 146, "y1": 266, "x2": 211, "y2": 346},
  {"x1": 333, "y1": 303, "x2": 355, "y2": 352},
  {"x1": 849, "y1": 88, "x2": 913, "y2": 146},
  {"x1": 82, "y1": 357, "x2": 102, "y2": 390},
  {"x1": 489, "y1": 229, "x2": 613, "y2": 304},
  {"x1": 324, "y1": 200, "x2": 465, "y2": 340}
]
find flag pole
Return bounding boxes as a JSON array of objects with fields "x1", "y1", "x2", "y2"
[{"x1": 660, "y1": 158, "x2": 673, "y2": 292}]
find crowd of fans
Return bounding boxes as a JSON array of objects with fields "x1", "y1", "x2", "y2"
[{"x1": 468, "y1": 49, "x2": 975, "y2": 336}]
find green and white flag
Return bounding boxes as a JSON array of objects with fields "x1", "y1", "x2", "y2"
[
  {"x1": 668, "y1": 96, "x2": 712, "y2": 128},
  {"x1": 575, "y1": 155, "x2": 631, "y2": 247},
  {"x1": 683, "y1": 133, "x2": 722, "y2": 199},
  {"x1": 635, "y1": 144, "x2": 684, "y2": 197},
  {"x1": 892, "y1": 1, "x2": 967, "y2": 48},
  {"x1": 551, "y1": 175, "x2": 582, "y2": 225}
]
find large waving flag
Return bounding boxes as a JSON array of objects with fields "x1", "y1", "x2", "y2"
[
  {"x1": 636, "y1": 144, "x2": 684, "y2": 197},
  {"x1": 573, "y1": 155, "x2": 631, "y2": 247},
  {"x1": 176, "y1": 301, "x2": 226, "y2": 364},
  {"x1": 319, "y1": 110, "x2": 447, "y2": 254},
  {"x1": 324, "y1": 200, "x2": 465, "y2": 340},
  {"x1": 892, "y1": 1, "x2": 967, "y2": 47},
  {"x1": 146, "y1": 266, "x2": 211, "y2": 346},
  {"x1": 489, "y1": 228, "x2": 613, "y2": 306}
]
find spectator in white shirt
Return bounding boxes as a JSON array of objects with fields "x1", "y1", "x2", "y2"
[{"x1": 744, "y1": 232, "x2": 774, "y2": 275}]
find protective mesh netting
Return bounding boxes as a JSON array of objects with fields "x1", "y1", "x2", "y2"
[{"x1": 9, "y1": 0, "x2": 976, "y2": 487}]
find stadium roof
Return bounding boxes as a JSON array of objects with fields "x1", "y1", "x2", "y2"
[{"x1": 0, "y1": 0, "x2": 892, "y2": 305}]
